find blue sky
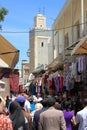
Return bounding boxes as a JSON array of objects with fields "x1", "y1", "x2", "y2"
[{"x1": 0, "y1": 0, "x2": 66, "y2": 68}]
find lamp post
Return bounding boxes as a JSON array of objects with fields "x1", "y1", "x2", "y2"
[{"x1": 26, "y1": 49, "x2": 30, "y2": 57}]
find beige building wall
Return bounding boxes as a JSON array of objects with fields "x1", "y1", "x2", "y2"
[
  {"x1": 29, "y1": 34, "x2": 35, "y2": 72},
  {"x1": 52, "y1": 0, "x2": 87, "y2": 61},
  {"x1": 21, "y1": 60, "x2": 30, "y2": 79}
]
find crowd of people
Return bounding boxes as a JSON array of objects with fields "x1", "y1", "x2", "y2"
[{"x1": 0, "y1": 92, "x2": 87, "y2": 130}]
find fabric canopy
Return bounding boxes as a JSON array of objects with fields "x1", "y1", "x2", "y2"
[
  {"x1": 32, "y1": 65, "x2": 44, "y2": 75},
  {"x1": 71, "y1": 35, "x2": 87, "y2": 55},
  {"x1": 46, "y1": 57, "x2": 64, "y2": 69},
  {"x1": 0, "y1": 35, "x2": 19, "y2": 69}
]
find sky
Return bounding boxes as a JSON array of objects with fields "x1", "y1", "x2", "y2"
[{"x1": 0, "y1": 0, "x2": 66, "y2": 68}]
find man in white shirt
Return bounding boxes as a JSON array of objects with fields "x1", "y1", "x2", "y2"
[
  {"x1": 76, "y1": 98, "x2": 87, "y2": 130},
  {"x1": 22, "y1": 93, "x2": 30, "y2": 113},
  {"x1": 33, "y1": 93, "x2": 43, "y2": 103}
]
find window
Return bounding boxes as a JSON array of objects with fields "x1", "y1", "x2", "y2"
[
  {"x1": 64, "y1": 33, "x2": 69, "y2": 48},
  {"x1": 41, "y1": 42, "x2": 44, "y2": 47}
]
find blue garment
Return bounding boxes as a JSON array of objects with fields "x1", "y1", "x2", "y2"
[
  {"x1": 29, "y1": 83, "x2": 36, "y2": 95},
  {"x1": 30, "y1": 102, "x2": 35, "y2": 112}
]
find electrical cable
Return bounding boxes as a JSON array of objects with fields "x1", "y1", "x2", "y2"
[{"x1": 0, "y1": 21, "x2": 87, "y2": 34}]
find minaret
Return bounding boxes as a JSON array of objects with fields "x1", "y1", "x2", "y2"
[
  {"x1": 29, "y1": 12, "x2": 51, "y2": 73},
  {"x1": 34, "y1": 12, "x2": 46, "y2": 29}
]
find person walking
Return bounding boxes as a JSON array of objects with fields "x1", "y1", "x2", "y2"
[
  {"x1": 38, "y1": 96, "x2": 66, "y2": 130},
  {"x1": 62, "y1": 100, "x2": 76, "y2": 130},
  {"x1": 22, "y1": 93, "x2": 31, "y2": 113},
  {"x1": 0, "y1": 96, "x2": 13, "y2": 130},
  {"x1": 17, "y1": 95, "x2": 32, "y2": 130},
  {"x1": 5, "y1": 95, "x2": 11, "y2": 109},
  {"x1": 9, "y1": 100, "x2": 29, "y2": 130},
  {"x1": 33, "y1": 97, "x2": 48, "y2": 130},
  {"x1": 76, "y1": 98, "x2": 87, "y2": 130}
]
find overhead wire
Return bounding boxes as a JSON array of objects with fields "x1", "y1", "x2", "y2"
[{"x1": 0, "y1": 21, "x2": 87, "y2": 34}]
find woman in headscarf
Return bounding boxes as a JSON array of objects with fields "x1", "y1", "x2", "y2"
[
  {"x1": 16, "y1": 95, "x2": 32, "y2": 130},
  {"x1": 9, "y1": 100, "x2": 29, "y2": 130}
]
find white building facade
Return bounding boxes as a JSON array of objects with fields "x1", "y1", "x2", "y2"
[{"x1": 29, "y1": 13, "x2": 53, "y2": 73}]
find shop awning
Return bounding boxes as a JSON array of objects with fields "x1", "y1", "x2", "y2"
[
  {"x1": 0, "y1": 35, "x2": 19, "y2": 69},
  {"x1": 32, "y1": 64, "x2": 44, "y2": 74},
  {"x1": 65, "y1": 40, "x2": 80, "y2": 56},
  {"x1": 65, "y1": 40, "x2": 80, "y2": 50},
  {"x1": 46, "y1": 57, "x2": 64, "y2": 69},
  {"x1": 71, "y1": 35, "x2": 87, "y2": 55}
]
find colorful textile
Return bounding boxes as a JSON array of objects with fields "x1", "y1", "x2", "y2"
[
  {"x1": 55, "y1": 76, "x2": 60, "y2": 92},
  {"x1": 60, "y1": 76, "x2": 63, "y2": 92},
  {"x1": 63, "y1": 110, "x2": 74, "y2": 130},
  {"x1": 44, "y1": 74, "x2": 49, "y2": 83},
  {"x1": 9, "y1": 72, "x2": 19, "y2": 93},
  {"x1": 0, "y1": 114, "x2": 13, "y2": 130}
]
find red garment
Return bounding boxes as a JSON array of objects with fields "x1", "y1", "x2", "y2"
[
  {"x1": 44, "y1": 74, "x2": 49, "y2": 83},
  {"x1": 48, "y1": 80, "x2": 52, "y2": 87},
  {"x1": 0, "y1": 114, "x2": 13, "y2": 130},
  {"x1": 19, "y1": 85, "x2": 23, "y2": 93},
  {"x1": 60, "y1": 76, "x2": 63, "y2": 92}
]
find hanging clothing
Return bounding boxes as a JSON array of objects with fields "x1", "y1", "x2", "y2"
[
  {"x1": 66, "y1": 79, "x2": 69, "y2": 91},
  {"x1": 44, "y1": 74, "x2": 49, "y2": 84},
  {"x1": 55, "y1": 76, "x2": 60, "y2": 92},
  {"x1": 38, "y1": 80, "x2": 42, "y2": 93},
  {"x1": 29, "y1": 83, "x2": 36, "y2": 95},
  {"x1": 72, "y1": 62, "x2": 77, "y2": 76},
  {"x1": 47, "y1": 75, "x2": 52, "y2": 88},
  {"x1": 59, "y1": 76, "x2": 63, "y2": 92},
  {"x1": 9, "y1": 73, "x2": 19, "y2": 93},
  {"x1": 52, "y1": 78, "x2": 56, "y2": 94}
]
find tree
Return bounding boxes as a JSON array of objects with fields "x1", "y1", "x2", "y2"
[{"x1": 0, "y1": 7, "x2": 8, "y2": 29}]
